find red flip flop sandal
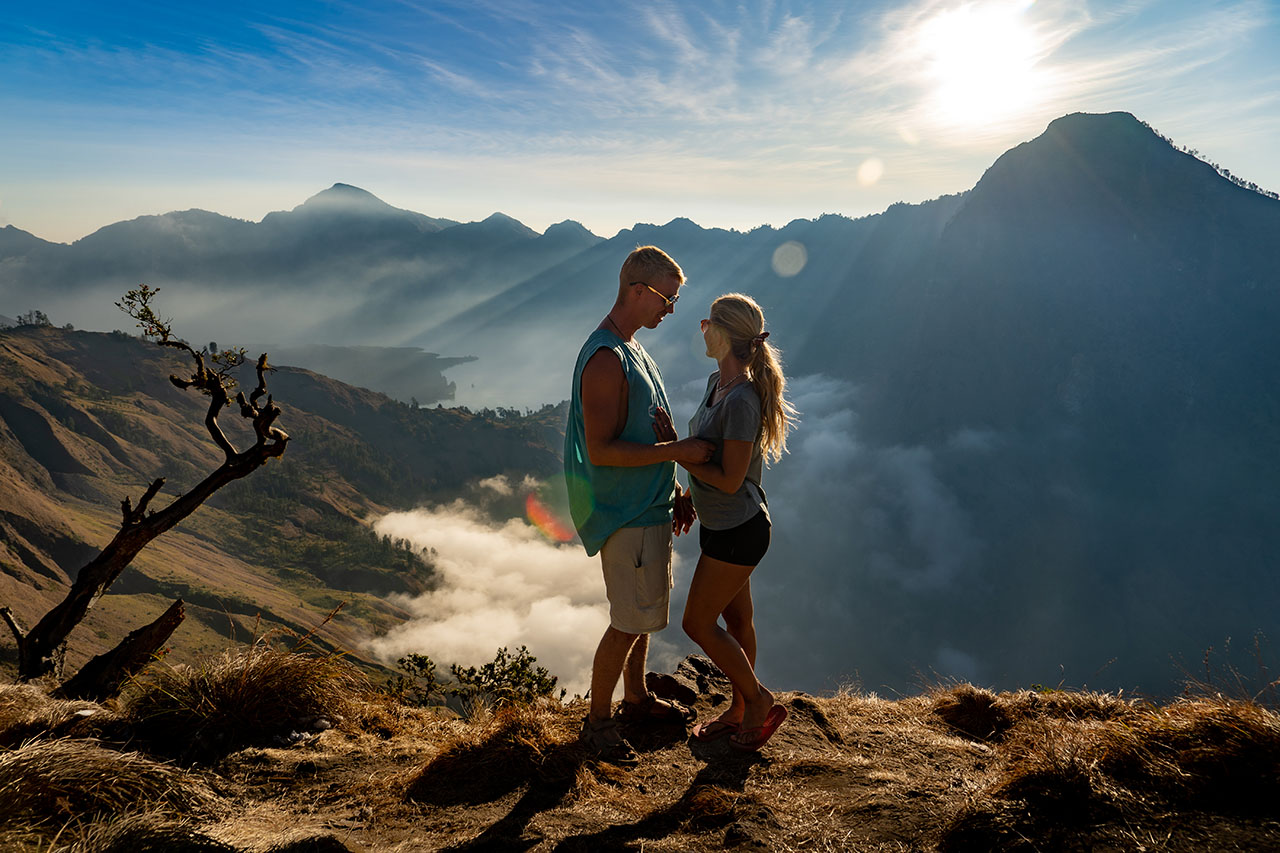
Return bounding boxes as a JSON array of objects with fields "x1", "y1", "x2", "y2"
[
  {"x1": 729, "y1": 704, "x2": 788, "y2": 752},
  {"x1": 692, "y1": 719, "x2": 740, "y2": 742}
]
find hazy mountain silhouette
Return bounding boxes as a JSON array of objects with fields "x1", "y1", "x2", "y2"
[
  {"x1": 0, "y1": 185, "x2": 603, "y2": 356},
  {"x1": 2, "y1": 111, "x2": 1277, "y2": 695}
]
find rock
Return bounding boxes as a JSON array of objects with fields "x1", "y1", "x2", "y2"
[
  {"x1": 672, "y1": 654, "x2": 733, "y2": 697},
  {"x1": 788, "y1": 695, "x2": 844, "y2": 745},
  {"x1": 646, "y1": 671, "x2": 698, "y2": 707}
]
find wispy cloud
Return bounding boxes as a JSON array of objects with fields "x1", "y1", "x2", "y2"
[{"x1": 2, "y1": 0, "x2": 1277, "y2": 241}]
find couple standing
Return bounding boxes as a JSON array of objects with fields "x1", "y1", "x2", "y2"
[{"x1": 565, "y1": 245, "x2": 797, "y2": 765}]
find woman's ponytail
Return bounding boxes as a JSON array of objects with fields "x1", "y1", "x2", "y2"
[{"x1": 709, "y1": 293, "x2": 798, "y2": 464}]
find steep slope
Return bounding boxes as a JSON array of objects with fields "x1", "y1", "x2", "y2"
[{"x1": 0, "y1": 325, "x2": 565, "y2": 674}]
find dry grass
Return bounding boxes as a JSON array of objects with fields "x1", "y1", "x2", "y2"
[
  {"x1": 59, "y1": 813, "x2": 238, "y2": 853},
  {"x1": 0, "y1": 683, "x2": 131, "y2": 748},
  {"x1": 123, "y1": 640, "x2": 370, "y2": 760},
  {"x1": 1, "y1": 660, "x2": 1276, "y2": 852},
  {"x1": 930, "y1": 682, "x2": 1138, "y2": 743},
  {"x1": 939, "y1": 690, "x2": 1280, "y2": 851},
  {"x1": 0, "y1": 738, "x2": 217, "y2": 830},
  {"x1": 1099, "y1": 695, "x2": 1280, "y2": 810}
]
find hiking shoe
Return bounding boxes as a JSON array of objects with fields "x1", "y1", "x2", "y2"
[{"x1": 580, "y1": 716, "x2": 639, "y2": 767}]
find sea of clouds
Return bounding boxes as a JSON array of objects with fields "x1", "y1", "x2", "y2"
[{"x1": 362, "y1": 372, "x2": 995, "y2": 697}]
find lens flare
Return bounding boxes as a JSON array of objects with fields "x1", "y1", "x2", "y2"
[
  {"x1": 857, "y1": 158, "x2": 885, "y2": 186},
  {"x1": 772, "y1": 241, "x2": 808, "y2": 277},
  {"x1": 525, "y1": 492, "x2": 575, "y2": 543}
]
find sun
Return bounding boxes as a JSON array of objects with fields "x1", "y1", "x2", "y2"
[{"x1": 917, "y1": 0, "x2": 1045, "y2": 127}]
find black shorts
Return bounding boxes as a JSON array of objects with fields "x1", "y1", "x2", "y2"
[{"x1": 699, "y1": 510, "x2": 771, "y2": 567}]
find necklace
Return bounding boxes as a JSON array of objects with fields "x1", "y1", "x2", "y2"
[
  {"x1": 716, "y1": 372, "x2": 745, "y2": 391},
  {"x1": 604, "y1": 313, "x2": 627, "y2": 339}
]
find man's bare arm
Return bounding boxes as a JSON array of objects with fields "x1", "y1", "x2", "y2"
[{"x1": 581, "y1": 350, "x2": 712, "y2": 467}]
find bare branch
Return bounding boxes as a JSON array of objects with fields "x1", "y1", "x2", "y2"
[
  {"x1": 135, "y1": 478, "x2": 166, "y2": 519},
  {"x1": 251, "y1": 354, "x2": 272, "y2": 408},
  {"x1": 204, "y1": 383, "x2": 237, "y2": 458},
  {"x1": 56, "y1": 598, "x2": 186, "y2": 702},
  {"x1": 121, "y1": 478, "x2": 166, "y2": 526},
  {"x1": 15, "y1": 288, "x2": 292, "y2": 686},
  {"x1": 1, "y1": 607, "x2": 26, "y2": 645}
]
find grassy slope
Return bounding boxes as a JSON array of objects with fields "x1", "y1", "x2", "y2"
[{"x1": 0, "y1": 325, "x2": 565, "y2": 675}]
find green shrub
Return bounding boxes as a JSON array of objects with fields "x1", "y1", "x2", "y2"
[{"x1": 389, "y1": 646, "x2": 564, "y2": 710}]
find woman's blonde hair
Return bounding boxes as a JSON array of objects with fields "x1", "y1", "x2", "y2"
[{"x1": 708, "y1": 293, "x2": 798, "y2": 463}]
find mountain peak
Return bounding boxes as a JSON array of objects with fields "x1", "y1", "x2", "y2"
[
  {"x1": 298, "y1": 183, "x2": 393, "y2": 212},
  {"x1": 542, "y1": 220, "x2": 597, "y2": 239},
  {"x1": 955, "y1": 110, "x2": 1225, "y2": 226}
]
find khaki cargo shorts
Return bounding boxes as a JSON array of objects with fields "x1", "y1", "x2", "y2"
[{"x1": 599, "y1": 524, "x2": 673, "y2": 634}]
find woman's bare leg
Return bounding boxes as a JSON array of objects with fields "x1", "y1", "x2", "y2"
[
  {"x1": 682, "y1": 554, "x2": 774, "y2": 732},
  {"x1": 717, "y1": 580, "x2": 757, "y2": 723}
]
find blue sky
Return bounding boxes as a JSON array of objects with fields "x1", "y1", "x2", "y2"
[{"x1": 2, "y1": 0, "x2": 1277, "y2": 242}]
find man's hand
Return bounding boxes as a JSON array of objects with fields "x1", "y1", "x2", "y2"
[
  {"x1": 674, "y1": 488, "x2": 696, "y2": 536},
  {"x1": 652, "y1": 406, "x2": 713, "y2": 465}
]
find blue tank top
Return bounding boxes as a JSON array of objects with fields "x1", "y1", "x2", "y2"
[{"x1": 564, "y1": 329, "x2": 676, "y2": 556}]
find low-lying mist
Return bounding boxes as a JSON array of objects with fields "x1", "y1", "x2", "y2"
[
  {"x1": 363, "y1": 487, "x2": 689, "y2": 697},
  {"x1": 367, "y1": 370, "x2": 1271, "y2": 700}
]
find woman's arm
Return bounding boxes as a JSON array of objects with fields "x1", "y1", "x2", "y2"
[{"x1": 682, "y1": 438, "x2": 753, "y2": 494}]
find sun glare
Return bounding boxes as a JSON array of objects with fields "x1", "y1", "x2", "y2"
[{"x1": 917, "y1": 0, "x2": 1044, "y2": 127}]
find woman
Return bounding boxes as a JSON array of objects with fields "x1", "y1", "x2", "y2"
[{"x1": 676, "y1": 292, "x2": 797, "y2": 751}]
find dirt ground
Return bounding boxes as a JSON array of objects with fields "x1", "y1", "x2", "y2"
[{"x1": 206, "y1": 683, "x2": 987, "y2": 851}]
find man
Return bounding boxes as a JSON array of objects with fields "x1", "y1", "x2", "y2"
[{"x1": 565, "y1": 245, "x2": 713, "y2": 766}]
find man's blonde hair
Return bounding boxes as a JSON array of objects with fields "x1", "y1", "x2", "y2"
[{"x1": 619, "y1": 245, "x2": 684, "y2": 290}]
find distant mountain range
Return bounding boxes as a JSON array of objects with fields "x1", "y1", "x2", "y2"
[
  {"x1": 0, "y1": 182, "x2": 603, "y2": 403},
  {"x1": 3, "y1": 112, "x2": 1278, "y2": 694}
]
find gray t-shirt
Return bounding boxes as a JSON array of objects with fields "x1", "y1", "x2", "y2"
[{"x1": 688, "y1": 372, "x2": 769, "y2": 530}]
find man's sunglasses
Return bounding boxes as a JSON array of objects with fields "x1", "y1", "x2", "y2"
[{"x1": 630, "y1": 281, "x2": 679, "y2": 307}]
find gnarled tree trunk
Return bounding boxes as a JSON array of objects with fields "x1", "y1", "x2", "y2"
[{"x1": 1, "y1": 286, "x2": 289, "y2": 699}]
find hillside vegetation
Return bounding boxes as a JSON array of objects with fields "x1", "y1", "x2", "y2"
[
  {"x1": 0, "y1": 650, "x2": 1276, "y2": 852},
  {"x1": 0, "y1": 324, "x2": 565, "y2": 676}
]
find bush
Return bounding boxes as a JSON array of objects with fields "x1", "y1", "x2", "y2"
[{"x1": 389, "y1": 646, "x2": 565, "y2": 710}]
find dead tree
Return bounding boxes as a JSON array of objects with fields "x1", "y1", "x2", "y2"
[{"x1": 1, "y1": 285, "x2": 289, "y2": 700}]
